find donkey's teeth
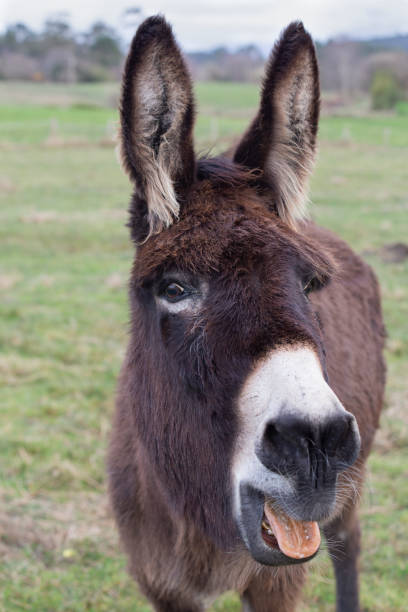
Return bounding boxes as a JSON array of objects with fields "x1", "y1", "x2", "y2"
[{"x1": 263, "y1": 502, "x2": 321, "y2": 559}]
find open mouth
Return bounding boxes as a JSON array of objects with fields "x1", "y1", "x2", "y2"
[
  {"x1": 260, "y1": 499, "x2": 321, "y2": 560},
  {"x1": 238, "y1": 484, "x2": 323, "y2": 566}
]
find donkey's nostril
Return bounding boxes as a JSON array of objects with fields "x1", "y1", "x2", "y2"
[
  {"x1": 259, "y1": 416, "x2": 312, "y2": 473},
  {"x1": 265, "y1": 413, "x2": 313, "y2": 445},
  {"x1": 321, "y1": 412, "x2": 360, "y2": 468},
  {"x1": 257, "y1": 410, "x2": 361, "y2": 478},
  {"x1": 321, "y1": 413, "x2": 352, "y2": 455},
  {"x1": 263, "y1": 421, "x2": 279, "y2": 446}
]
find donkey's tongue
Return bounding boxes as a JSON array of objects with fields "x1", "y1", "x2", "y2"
[{"x1": 264, "y1": 501, "x2": 321, "y2": 559}]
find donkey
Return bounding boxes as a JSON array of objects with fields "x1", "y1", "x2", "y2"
[{"x1": 108, "y1": 16, "x2": 385, "y2": 612}]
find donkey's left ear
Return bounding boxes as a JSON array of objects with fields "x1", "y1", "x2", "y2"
[
  {"x1": 234, "y1": 22, "x2": 320, "y2": 229},
  {"x1": 119, "y1": 16, "x2": 195, "y2": 239}
]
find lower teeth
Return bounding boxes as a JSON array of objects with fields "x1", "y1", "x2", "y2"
[{"x1": 262, "y1": 520, "x2": 274, "y2": 537}]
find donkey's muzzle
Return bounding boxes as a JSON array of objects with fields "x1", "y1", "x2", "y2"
[{"x1": 256, "y1": 409, "x2": 361, "y2": 520}]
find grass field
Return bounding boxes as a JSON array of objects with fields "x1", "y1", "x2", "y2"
[{"x1": 1, "y1": 81, "x2": 407, "y2": 611}]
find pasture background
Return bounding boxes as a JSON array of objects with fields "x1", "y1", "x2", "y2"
[{"x1": 1, "y1": 81, "x2": 407, "y2": 611}]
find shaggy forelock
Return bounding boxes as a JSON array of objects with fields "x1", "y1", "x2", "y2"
[{"x1": 131, "y1": 157, "x2": 335, "y2": 288}]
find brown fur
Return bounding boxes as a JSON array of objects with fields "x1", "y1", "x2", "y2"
[{"x1": 108, "y1": 16, "x2": 385, "y2": 612}]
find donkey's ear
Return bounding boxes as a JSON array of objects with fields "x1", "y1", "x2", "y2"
[
  {"x1": 119, "y1": 16, "x2": 195, "y2": 238},
  {"x1": 234, "y1": 22, "x2": 319, "y2": 229}
]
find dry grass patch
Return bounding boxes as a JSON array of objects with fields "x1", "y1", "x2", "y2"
[
  {"x1": 0, "y1": 491, "x2": 116, "y2": 564},
  {"x1": 0, "y1": 273, "x2": 21, "y2": 290}
]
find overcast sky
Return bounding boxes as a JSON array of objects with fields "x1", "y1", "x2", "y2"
[{"x1": 2, "y1": 0, "x2": 408, "y2": 52}]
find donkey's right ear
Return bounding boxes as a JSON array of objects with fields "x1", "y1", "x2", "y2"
[{"x1": 119, "y1": 16, "x2": 196, "y2": 240}]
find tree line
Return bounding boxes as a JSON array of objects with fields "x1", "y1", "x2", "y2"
[
  {"x1": 0, "y1": 19, "x2": 123, "y2": 82},
  {"x1": 1, "y1": 18, "x2": 408, "y2": 109}
]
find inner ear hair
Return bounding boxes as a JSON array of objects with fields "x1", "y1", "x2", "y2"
[
  {"x1": 119, "y1": 16, "x2": 196, "y2": 239},
  {"x1": 234, "y1": 22, "x2": 320, "y2": 230}
]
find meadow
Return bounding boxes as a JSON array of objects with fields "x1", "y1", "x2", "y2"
[{"x1": 0, "y1": 80, "x2": 407, "y2": 611}]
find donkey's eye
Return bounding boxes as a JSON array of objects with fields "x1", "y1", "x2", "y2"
[
  {"x1": 163, "y1": 282, "x2": 186, "y2": 302},
  {"x1": 302, "y1": 276, "x2": 320, "y2": 296}
]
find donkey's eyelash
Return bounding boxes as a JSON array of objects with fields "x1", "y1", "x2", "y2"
[
  {"x1": 301, "y1": 275, "x2": 325, "y2": 295},
  {"x1": 157, "y1": 278, "x2": 195, "y2": 296}
]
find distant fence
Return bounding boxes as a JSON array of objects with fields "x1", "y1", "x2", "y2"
[
  {"x1": 0, "y1": 118, "x2": 118, "y2": 147},
  {"x1": 1, "y1": 115, "x2": 407, "y2": 149}
]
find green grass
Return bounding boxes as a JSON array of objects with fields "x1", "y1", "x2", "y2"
[
  {"x1": 0, "y1": 104, "x2": 116, "y2": 144},
  {"x1": 0, "y1": 80, "x2": 119, "y2": 107},
  {"x1": 1, "y1": 82, "x2": 407, "y2": 611},
  {"x1": 396, "y1": 100, "x2": 408, "y2": 116},
  {"x1": 318, "y1": 115, "x2": 408, "y2": 147},
  {"x1": 2, "y1": 81, "x2": 408, "y2": 149}
]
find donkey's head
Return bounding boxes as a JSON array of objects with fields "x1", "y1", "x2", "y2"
[{"x1": 119, "y1": 16, "x2": 360, "y2": 566}]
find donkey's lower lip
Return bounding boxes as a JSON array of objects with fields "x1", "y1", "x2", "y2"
[{"x1": 238, "y1": 484, "x2": 321, "y2": 566}]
